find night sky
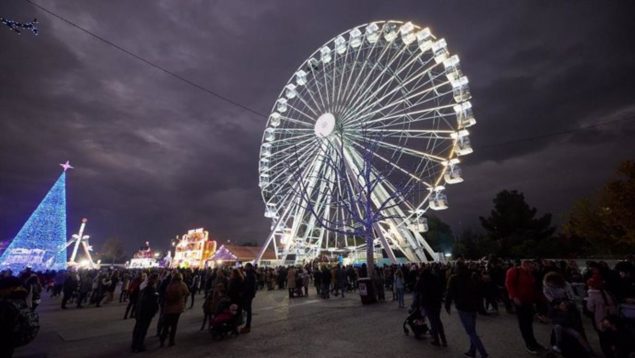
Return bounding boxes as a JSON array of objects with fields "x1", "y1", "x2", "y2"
[{"x1": 1, "y1": 1, "x2": 634, "y2": 255}]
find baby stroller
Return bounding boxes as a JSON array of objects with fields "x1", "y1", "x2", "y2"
[
  {"x1": 209, "y1": 298, "x2": 240, "y2": 340},
  {"x1": 403, "y1": 305, "x2": 429, "y2": 340}
]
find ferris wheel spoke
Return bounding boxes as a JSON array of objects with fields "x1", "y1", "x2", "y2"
[
  {"x1": 333, "y1": 44, "x2": 353, "y2": 115},
  {"x1": 267, "y1": 148, "x2": 316, "y2": 181},
  {"x1": 343, "y1": 64, "x2": 446, "y2": 126},
  {"x1": 341, "y1": 44, "x2": 430, "y2": 122},
  {"x1": 343, "y1": 59, "x2": 445, "y2": 124},
  {"x1": 286, "y1": 102, "x2": 321, "y2": 123},
  {"x1": 276, "y1": 114, "x2": 314, "y2": 127},
  {"x1": 368, "y1": 108, "x2": 455, "y2": 130},
  {"x1": 348, "y1": 139, "x2": 434, "y2": 189},
  {"x1": 346, "y1": 83, "x2": 452, "y2": 129},
  {"x1": 267, "y1": 146, "x2": 322, "y2": 204},
  {"x1": 268, "y1": 136, "x2": 317, "y2": 161},
  {"x1": 334, "y1": 40, "x2": 369, "y2": 115},
  {"x1": 293, "y1": 91, "x2": 321, "y2": 117},
  {"x1": 363, "y1": 128, "x2": 455, "y2": 140},
  {"x1": 348, "y1": 133, "x2": 447, "y2": 164},
  {"x1": 340, "y1": 44, "x2": 407, "y2": 121},
  {"x1": 338, "y1": 40, "x2": 393, "y2": 116},
  {"x1": 308, "y1": 66, "x2": 328, "y2": 111},
  {"x1": 335, "y1": 38, "x2": 383, "y2": 115},
  {"x1": 348, "y1": 42, "x2": 429, "y2": 121}
]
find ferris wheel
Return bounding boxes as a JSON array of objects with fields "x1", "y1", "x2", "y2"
[{"x1": 256, "y1": 20, "x2": 475, "y2": 265}]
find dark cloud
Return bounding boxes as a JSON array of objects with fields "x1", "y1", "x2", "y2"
[{"x1": 0, "y1": 0, "x2": 634, "y2": 255}]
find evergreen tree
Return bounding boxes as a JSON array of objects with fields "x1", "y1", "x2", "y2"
[{"x1": 479, "y1": 190, "x2": 555, "y2": 258}]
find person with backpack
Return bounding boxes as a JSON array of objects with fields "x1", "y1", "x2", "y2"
[
  {"x1": 131, "y1": 273, "x2": 159, "y2": 353},
  {"x1": 505, "y1": 260, "x2": 546, "y2": 355},
  {"x1": 0, "y1": 276, "x2": 39, "y2": 358}
]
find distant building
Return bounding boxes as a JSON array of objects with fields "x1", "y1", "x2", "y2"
[
  {"x1": 210, "y1": 244, "x2": 276, "y2": 267},
  {"x1": 172, "y1": 228, "x2": 216, "y2": 269}
]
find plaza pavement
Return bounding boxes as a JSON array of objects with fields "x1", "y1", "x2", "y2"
[{"x1": 14, "y1": 289, "x2": 602, "y2": 358}]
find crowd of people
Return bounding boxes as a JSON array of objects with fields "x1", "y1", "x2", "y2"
[{"x1": 1, "y1": 256, "x2": 635, "y2": 357}]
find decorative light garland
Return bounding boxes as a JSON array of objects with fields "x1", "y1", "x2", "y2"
[{"x1": 1, "y1": 17, "x2": 39, "y2": 36}]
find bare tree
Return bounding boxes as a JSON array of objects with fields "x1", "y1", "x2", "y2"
[{"x1": 287, "y1": 131, "x2": 419, "y2": 275}]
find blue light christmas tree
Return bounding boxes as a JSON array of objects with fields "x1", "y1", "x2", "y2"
[{"x1": 0, "y1": 162, "x2": 72, "y2": 272}]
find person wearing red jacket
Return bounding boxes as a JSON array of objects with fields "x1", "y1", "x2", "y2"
[{"x1": 505, "y1": 260, "x2": 545, "y2": 355}]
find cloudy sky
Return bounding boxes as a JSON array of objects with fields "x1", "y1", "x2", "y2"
[{"x1": 1, "y1": 0, "x2": 634, "y2": 255}]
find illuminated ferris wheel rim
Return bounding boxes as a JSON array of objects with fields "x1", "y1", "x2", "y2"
[{"x1": 258, "y1": 19, "x2": 475, "y2": 229}]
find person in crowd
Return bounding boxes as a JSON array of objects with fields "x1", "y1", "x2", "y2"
[
  {"x1": 97, "y1": 272, "x2": 112, "y2": 306},
  {"x1": 24, "y1": 273, "x2": 42, "y2": 311},
  {"x1": 393, "y1": 269, "x2": 405, "y2": 308},
  {"x1": 61, "y1": 271, "x2": 77, "y2": 309},
  {"x1": 418, "y1": 267, "x2": 447, "y2": 347},
  {"x1": 543, "y1": 271, "x2": 592, "y2": 354},
  {"x1": 445, "y1": 261, "x2": 488, "y2": 358},
  {"x1": 586, "y1": 274, "x2": 619, "y2": 357},
  {"x1": 213, "y1": 269, "x2": 228, "y2": 292},
  {"x1": 321, "y1": 265, "x2": 331, "y2": 299},
  {"x1": 227, "y1": 269, "x2": 244, "y2": 308},
  {"x1": 77, "y1": 271, "x2": 92, "y2": 309},
  {"x1": 287, "y1": 266, "x2": 296, "y2": 298},
  {"x1": 159, "y1": 272, "x2": 189, "y2": 347},
  {"x1": 505, "y1": 260, "x2": 545, "y2": 354},
  {"x1": 373, "y1": 268, "x2": 385, "y2": 303},
  {"x1": 313, "y1": 267, "x2": 322, "y2": 296},
  {"x1": 201, "y1": 281, "x2": 224, "y2": 331},
  {"x1": 131, "y1": 273, "x2": 159, "y2": 353},
  {"x1": 240, "y1": 263, "x2": 257, "y2": 334},
  {"x1": 302, "y1": 268, "x2": 310, "y2": 297},
  {"x1": 600, "y1": 315, "x2": 635, "y2": 358},
  {"x1": 1, "y1": 275, "x2": 38, "y2": 358},
  {"x1": 120, "y1": 272, "x2": 130, "y2": 303},
  {"x1": 155, "y1": 271, "x2": 172, "y2": 337},
  {"x1": 335, "y1": 264, "x2": 348, "y2": 298},
  {"x1": 277, "y1": 266, "x2": 287, "y2": 290},
  {"x1": 189, "y1": 271, "x2": 200, "y2": 309},
  {"x1": 124, "y1": 272, "x2": 145, "y2": 319},
  {"x1": 104, "y1": 271, "x2": 117, "y2": 304}
]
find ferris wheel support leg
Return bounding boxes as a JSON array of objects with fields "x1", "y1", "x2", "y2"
[
  {"x1": 373, "y1": 222, "x2": 398, "y2": 264},
  {"x1": 256, "y1": 211, "x2": 288, "y2": 264}
]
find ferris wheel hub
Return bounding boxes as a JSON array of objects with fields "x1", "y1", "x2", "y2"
[{"x1": 315, "y1": 112, "x2": 336, "y2": 138}]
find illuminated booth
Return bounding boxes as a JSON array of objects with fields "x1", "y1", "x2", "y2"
[
  {"x1": 172, "y1": 228, "x2": 216, "y2": 269},
  {"x1": 128, "y1": 241, "x2": 159, "y2": 269}
]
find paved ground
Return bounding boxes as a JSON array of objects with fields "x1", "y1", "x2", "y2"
[{"x1": 14, "y1": 289, "x2": 603, "y2": 358}]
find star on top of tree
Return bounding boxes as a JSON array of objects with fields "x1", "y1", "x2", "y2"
[{"x1": 60, "y1": 160, "x2": 74, "y2": 172}]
